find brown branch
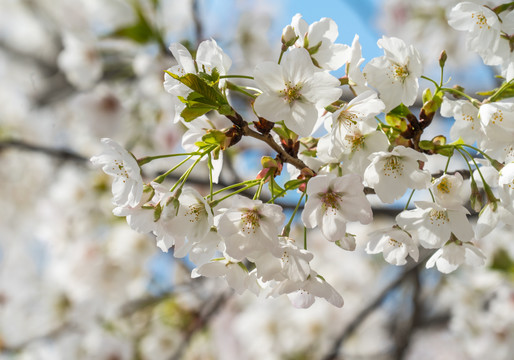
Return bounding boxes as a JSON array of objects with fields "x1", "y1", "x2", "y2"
[
  {"x1": 322, "y1": 253, "x2": 433, "y2": 360},
  {"x1": 242, "y1": 125, "x2": 311, "y2": 172}
]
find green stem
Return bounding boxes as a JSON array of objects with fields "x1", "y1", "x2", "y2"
[
  {"x1": 278, "y1": 50, "x2": 285, "y2": 65},
  {"x1": 304, "y1": 194, "x2": 308, "y2": 250},
  {"x1": 153, "y1": 154, "x2": 195, "y2": 183},
  {"x1": 488, "y1": 78, "x2": 514, "y2": 102},
  {"x1": 444, "y1": 154, "x2": 452, "y2": 174},
  {"x1": 421, "y1": 75, "x2": 440, "y2": 90},
  {"x1": 253, "y1": 179, "x2": 265, "y2": 200},
  {"x1": 281, "y1": 192, "x2": 306, "y2": 237},
  {"x1": 440, "y1": 87, "x2": 479, "y2": 105},
  {"x1": 404, "y1": 189, "x2": 416, "y2": 210},
  {"x1": 458, "y1": 144, "x2": 497, "y2": 165},
  {"x1": 219, "y1": 74, "x2": 254, "y2": 80},
  {"x1": 459, "y1": 147, "x2": 498, "y2": 202},
  {"x1": 209, "y1": 182, "x2": 261, "y2": 207},
  {"x1": 226, "y1": 81, "x2": 258, "y2": 99},
  {"x1": 428, "y1": 188, "x2": 436, "y2": 202},
  {"x1": 138, "y1": 152, "x2": 198, "y2": 166},
  {"x1": 169, "y1": 146, "x2": 215, "y2": 193},
  {"x1": 210, "y1": 179, "x2": 261, "y2": 197},
  {"x1": 208, "y1": 153, "x2": 214, "y2": 201}
]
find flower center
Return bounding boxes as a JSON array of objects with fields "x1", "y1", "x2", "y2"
[
  {"x1": 429, "y1": 209, "x2": 449, "y2": 225},
  {"x1": 389, "y1": 63, "x2": 409, "y2": 82},
  {"x1": 337, "y1": 110, "x2": 359, "y2": 131},
  {"x1": 112, "y1": 160, "x2": 129, "y2": 182},
  {"x1": 320, "y1": 190, "x2": 341, "y2": 214},
  {"x1": 280, "y1": 81, "x2": 303, "y2": 103},
  {"x1": 382, "y1": 156, "x2": 404, "y2": 178},
  {"x1": 388, "y1": 238, "x2": 402, "y2": 248},
  {"x1": 185, "y1": 203, "x2": 205, "y2": 223},
  {"x1": 471, "y1": 12, "x2": 490, "y2": 29},
  {"x1": 240, "y1": 209, "x2": 260, "y2": 234},
  {"x1": 490, "y1": 110, "x2": 504, "y2": 124},
  {"x1": 437, "y1": 178, "x2": 452, "y2": 194}
]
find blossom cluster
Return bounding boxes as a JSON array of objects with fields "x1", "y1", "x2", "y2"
[{"x1": 92, "y1": 3, "x2": 514, "y2": 309}]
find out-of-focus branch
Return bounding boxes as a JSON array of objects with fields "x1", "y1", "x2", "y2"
[
  {"x1": 170, "y1": 290, "x2": 231, "y2": 360},
  {"x1": 322, "y1": 256, "x2": 431, "y2": 360},
  {"x1": 0, "y1": 139, "x2": 88, "y2": 163},
  {"x1": 192, "y1": 0, "x2": 204, "y2": 46},
  {"x1": 395, "y1": 267, "x2": 422, "y2": 359}
]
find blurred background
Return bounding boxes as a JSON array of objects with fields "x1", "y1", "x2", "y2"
[{"x1": 1, "y1": 0, "x2": 513, "y2": 359}]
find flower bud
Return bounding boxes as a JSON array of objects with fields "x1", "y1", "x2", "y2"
[
  {"x1": 439, "y1": 50, "x2": 447, "y2": 68},
  {"x1": 281, "y1": 25, "x2": 297, "y2": 47}
]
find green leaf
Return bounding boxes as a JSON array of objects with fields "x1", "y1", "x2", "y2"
[
  {"x1": 388, "y1": 103, "x2": 412, "y2": 117},
  {"x1": 180, "y1": 106, "x2": 215, "y2": 122},
  {"x1": 419, "y1": 140, "x2": 435, "y2": 151},
  {"x1": 284, "y1": 179, "x2": 306, "y2": 191},
  {"x1": 490, "y1": 248, "x2": 514, "y2": 274},
  {"x1": 268, "y1": 181, "x2": 285, "y2": 198},
  {"x1": 106, "y1": 4, "x2": 155, "y2": 44},
  {"x1": 168, "y1": 72, "x2": 227, "y2": 105}
]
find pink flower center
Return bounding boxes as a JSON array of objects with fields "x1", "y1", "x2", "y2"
[{"x1": 320, "y1": 190, "x2": 342, "y2": 214}]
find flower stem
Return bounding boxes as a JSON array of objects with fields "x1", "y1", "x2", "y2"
[
  {"x1": 281, "y1": 192, "x2": 306, "y2": 237},
  {"x1": 404, "y1": 189, "x2": 416, "y2": 210},
  {"x1": 153, "y1": 154, "x2": 195, "y2": 183},
  {"x1": 226, "y1": 81, "x2": 258, "y2": 99},
  {"x1": 138, "y1": 152, "x2": 198, "y2": 166},
  {"x1": 253, "y1": 179, "x2": 265, "y2": 200},
  {"x1": 209, "y1": 182, "x2": 261, "y2": 207},
  {"x1": 219, "y1": 74, "x2": 254, "y2": 80}
]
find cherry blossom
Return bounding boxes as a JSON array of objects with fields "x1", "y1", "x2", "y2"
[
  {"x1": 426, "y1": 241, "x2": 486, "y2": 273},
  {"x1": 217, "y1": 195, "x2": 285, "y2": 261},
  {"x1": 290, "y1": 14, "x2": 349, "y2": 70},
  {"x1": 396, "y1": 201, "x2": 474, "y2": 249},
  {"x1": 364, "y1": 146, "x2": 431, "y2": 203},
  {"x1": 90, "y1": 138, "x2": 143, "y2": 208},
  {"x1": 302, "y1": 174, "x2": 372, "y2": 242},
  {"x1": 363, "y1": 36, "x2": 423, "y2": 112},
  {"x1": 253, "y1": 47, "x2": 342, "y2": 136},
  {"x1": 366, "y1": 227, "x2": 419, "y2": 266}
]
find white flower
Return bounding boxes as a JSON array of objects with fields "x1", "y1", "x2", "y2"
[
  {"x1": 181, "y1": 116, "x2": 223, "y2": 183},
  {"x1": 253, "y1": 47, "x2": 342, "y2": 136},
  {"x1": 396, "y1": 201, "x2": 474, "y2": 249},
  {"x1": 325, "y1": 90, "x2": 385, "y2": 155},
  {"x1": 90, "y1": 138, "x2": 143, "y2": 208},
  {"x1": 345, "y1": 35, "x2": 369, "y2": 95},
  {"x1": 253, "y1": 237, "x2": 313, "y2": 283},
  {"x1": 302, "y1": 174, "x2": 372, "y2": 242},
  {"x1": 363, "y1": 36, "x2": 422, "y2": 112},
  {"x1": 431, "y1": 172, "x2": 469, "y2": 208},
  {"x1": 290, "y1": 14, "x2": 349, "y2": 71},
  {"x1": 426, "y1": 241, "x2": 486, "y2": 273},
  {"x1": 217, "y1": 195, "x2": 285, "y2": 261},
  {"x1": 366, "y1": 227, "x2": 419, "y2": 266},
  {"x1": 168, "y1": 187, "x2": 215, "y2": 257},
  {"x1": 448, "y1": 2, "x2": 502, "y2": 66},
  {"x1": 479, "y1": 102, "x2": 514, "y2": 143},
  {"x1": 164, "y1": 39, "x2": 232, "y2": 123},
  {"x1": 475, "y1": 201, "x2": 514, "y2": 239},
  {"x1": 57, "y1": 33, "x2": 102, "y2": 90},
  {"x1": 192, "y1": 257, "x2": 259, "y2": 295},
  {"x1": 499, "y1": 162, "x2": 514, "y2": 212},
  {"x1": 271, "y1": 270, "x2": 344, "y2": 308},
  {"x1": 440, "y1": 98, "x2": 484, "y2": 144},
  {"x1": 364, "y1": 146, "x2": 431, "y2": 203}
]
